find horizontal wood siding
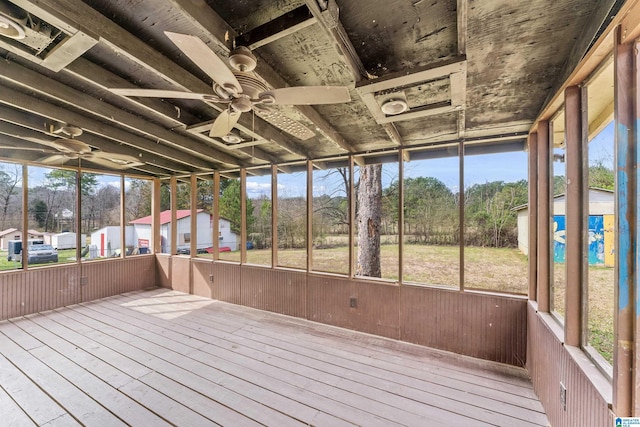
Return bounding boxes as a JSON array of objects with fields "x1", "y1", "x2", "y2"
[
  {"x1": 0, "y1": 257, "x2": 155, "y2": 321},
  {"x1": 81, "y1": 257, "x2": 156, "y2": 302},
  {"x1": 307, "y1": 276, "x2": 400, "y2": 340},
  {"x1": 155, "y1": 254, "x2": 171, "y2": 288},
  {"x1": 400, "y1": 286, "x2": 527, "y2": 366},
  {"x1": 527, "y1": 302, "x2": 614, "y2": 426},
  {"x1": 212, "y1": 262, "x2": 241, "y2": 304},
  {"x1": 192, "y1": 259, "x2": 213, "y2": 299},
  {"x1": 170, "y1": 256, "x2": 191, "y2": 294},
  {"x1": 241, "y1": 267, "x2": 307, "y2": 318},
  {"x1": 0, "y1": 265, "x2": 80, "y2": 321}
]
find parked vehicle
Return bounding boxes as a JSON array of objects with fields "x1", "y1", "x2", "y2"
[
  {"x1": 26, "y1": 245, "x2": 58, "y2": 265},
  {"x1": 7, "y1": 239, "x2": 45, "y2": 262}
]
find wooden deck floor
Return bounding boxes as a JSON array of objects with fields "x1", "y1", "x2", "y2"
[{"x1": 0, "y1": 288, "x2": 549, "y2": 426}]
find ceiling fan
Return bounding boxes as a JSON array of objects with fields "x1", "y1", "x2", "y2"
[
  {"x1": 0, "y1": 125, "x2": 144, "y2": 170},
  {"x1": 109, "y1": 31, "x2": 351, "y2": 140}
]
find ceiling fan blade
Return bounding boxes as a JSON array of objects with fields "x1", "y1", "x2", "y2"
[
  {"x1": 0, "y1": 145, "x2": 52, "y2": 153},
  {"x1": 209, "y1": 110, "x2": 242, "y2": 138},
  {"x1": 109, "y1": 88, "x2": 212, "y2": 100},
  {"x1": 51, "y1": 138, "x2": 91, "y2": 154},
  {"x1": 86, "y1": 152, "x2": 144, "y2": 170},
  {"x1": 37, "y1": 154, "x2": 70, "y2": 165},
  {"x1": 263, "y1": 86, "x2": 351, "y2": 105},
  {"x1": 165, "y1": 32, "x2": 242, "y2": 94}
]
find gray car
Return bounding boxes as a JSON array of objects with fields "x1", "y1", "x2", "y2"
[{"x1": 27, "y1": 244, "x2": 59, "y2": 264}]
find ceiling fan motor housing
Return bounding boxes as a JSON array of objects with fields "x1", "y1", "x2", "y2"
[{"x1": 228, "y1": 46, "x2": 256, "y2": 72}]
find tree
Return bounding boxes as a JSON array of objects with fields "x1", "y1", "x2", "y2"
[
  {"x1": 356, "y1": 164, "x2": 382, "y2": 277},
  {"x1": 219, "y1": 179, "x2": 253, "y2": 234},
  {"x1": 588, "y1": 160, "x2": 614, "y2": 190},
  {"x1": 125, "y1": 179, "x2": 152, "y2": 222},
  {"x1": 29, "y1": 199, "x2": 48, "y2": 229},
  {"x1": 0, "y1": 164, "x2": 21, "y2": 230},
  {"x1": 402, "y1": 176, "x2": 457, "y2": 243}
]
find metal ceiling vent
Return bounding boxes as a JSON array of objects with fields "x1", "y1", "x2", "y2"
[{"x1": 0, "y1": 1, "x2": 27, "y2": 39}]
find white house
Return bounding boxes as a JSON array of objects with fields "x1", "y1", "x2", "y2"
[
  {"x1": 129, "y1": 210, "x2": 239, "y2": 253},
  {"x1": 0, "y1": 228, "x2": 53, "y2": 250}
]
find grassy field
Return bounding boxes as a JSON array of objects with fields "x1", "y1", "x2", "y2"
[{"x1": 1, "y1": 243, "x2": 614, "y2": 364}]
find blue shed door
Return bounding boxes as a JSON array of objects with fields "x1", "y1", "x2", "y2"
[{"x1": 554, "y1": 215, "x2": 604, "y2": 265}]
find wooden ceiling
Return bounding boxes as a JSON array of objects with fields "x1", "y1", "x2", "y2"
[{"x1": 0, "y1": 0, "x2": 621, "y2": 176}]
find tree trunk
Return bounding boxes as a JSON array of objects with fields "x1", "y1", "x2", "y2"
[{"x1": 357, "y1": 164, "x2": 382, "y2": 277}]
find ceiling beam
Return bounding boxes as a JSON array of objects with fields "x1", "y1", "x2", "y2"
[
  {"x1": 0, "y1": 132, "x2": 161, "y2": 176},
  {"x1": 12, "y1": 0, "x2": 303, "y2": 162},
  {"x1": 0, "y1": 106, "x2": 193, "y2": 175},
  {"x1": 304, "y1": 0, "x2": 400, "y2": 157},
  {"x1": 304, "y1": 0, "x2": 371, "y2": 80},
  {"x1": 168, "y1": 0, "x2": 353, "y2": 157},
  {"x1": 237, "y1": 5, "x2": 317, "y2": 50},
  {"x1": 457, "y1": 0, "x2": 468, "y2": 56},
  {"x1": 0, "y1": 83, "x2": 216, "y2": 173},
  {"x1": 0, "y1": 58, "x2": 241, "y2": 169}
]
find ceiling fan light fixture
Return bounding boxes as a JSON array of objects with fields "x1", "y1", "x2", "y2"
[
  {"x1": 0, "y1": 2, "x2": 27, "y2": 40},
  {"x1": 381, "y1": 99, "x2": 409, "y2": 115},
  {"x1": 222, "y1": 133, "x2": 243, "y2": 144}
]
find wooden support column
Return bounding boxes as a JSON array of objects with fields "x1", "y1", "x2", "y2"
[
  {"x1": 613, "y1": 28, "x2": 636, "y2": 417},
  {"x1": 398, "y1": 151, "x2": 404, "y2": 285},
  {"x1": 190, "y1": 175, "x2": 197, "y2": 258},
  {"x1": 536, "y1": 120, "x2": 551, "y2": 312},
  {"x1": 348, "y1": 156, "x2": 355, "y2": 278},
  {"x1": 528, "y1": 132, "x2": 538, "y2": 301},
  {"x1": 634, "y1": 39, "x2": 640, "y2": 417},
  {"x1": 306, "y1": 161, "x2": 313, "y2": 272},
  {"x1": 459, "y1": 140, "x2": 465, "y2": 290},
  {"x1": 564, "y1": 85, "x2": 585, "y2": 347},
  {"x1": 271, "y1": 165, "x2": 278, "y2": 268},
  {"x1": 152, "y1": 178, "x2": 161, "y2": 254},
  {"x1": 76, "y1": 171, "x2": 83, "y2": 263},
  {"x1": 212, "y1": 173, "x2": 220, "y2": 260},
  {"x1": 120, "y1": 176, "x2": 125, "y2": 258},
  {"x1": 170, "y1": 177, "x2": 177, "y2": 255},
  {"x1": 240, "y1": 169, "x2": 247, "y2": 264},
  {"x1": 21, "y1": 165, "x2": 27, "y2": 270}
]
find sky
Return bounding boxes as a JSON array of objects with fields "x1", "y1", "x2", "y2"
[{"x1": 7, "y1": 121, "x2": 615, "y2": 199}]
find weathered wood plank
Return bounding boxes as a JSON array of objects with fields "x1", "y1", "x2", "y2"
[
  {"x1": 102, "y1": 291, "x2": 547, "y2": 425},
  {"x1": 0, "y1": 332, "x2": 126, "y2": 426},
  {"x1": 0, "y1": 289, "x2": 549, "y2": 426}
]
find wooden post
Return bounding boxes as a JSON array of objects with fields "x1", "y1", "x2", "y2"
[
  {"x1": 398, "y1": 150, "x2": 404, "y2": 285},
  {"x1": 564, "y1": 85, "x2": 585, "y2": 347},
  {"x1": 348, "y1": 156, "x2": 355, "y2": 278},
  {"x1": 528, "y1": 132, "x2": 538, "y2": 301},
  {"x1": 271, "y1": 165, "x2": 278, "y2": 268},
  {"x1": 240, "y1": 169, "x2": 247, "y2": 264},
  {"x1": 536, "y1": 120, "x2": 551, "y2": 312},
  {"x1": 120, "y1": 176, "x2": 125, "y2": 258},
  {"x1": 212, "y1": 173, "x2": 220, "y2": 260},
  {"x1": 170, "y1": 176, "x2": 177, "y2": 255},
  {"x1": 21, "y1": 165, "x2": 27, "y2": 270},
  {"x1": 613, "y1": 28, "x2": 636, "y2": 417},
  {"x1": 190, "y1": 174, "x2": 197, "y2": 258},
  {"x1": 459, "y1": 140, "x2": 464, "y2": 290},
  {"x1": 307, "y1": 160, "x2": 313, "y2": 272},
  {"x1": 152, "y1": 178, "x2": 161, "y2": 254}
]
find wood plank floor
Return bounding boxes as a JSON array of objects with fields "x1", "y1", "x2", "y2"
[{"x1": 0, "y1": 288, "x2": 549, "y2": 426}]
